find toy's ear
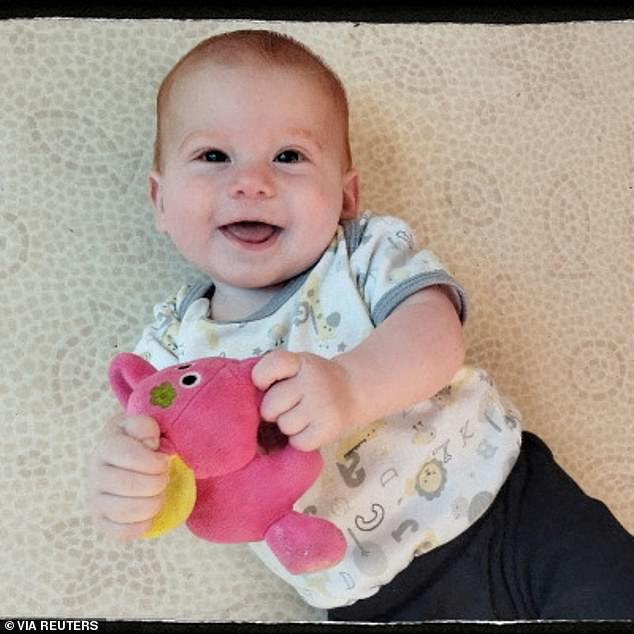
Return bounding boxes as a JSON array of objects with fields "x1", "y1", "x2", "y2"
[{"x1": 108, "y1": 353, "x2": 157, "y2": 409}]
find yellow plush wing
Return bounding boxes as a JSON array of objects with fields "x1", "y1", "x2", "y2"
[{"x1": 143, "y1": 455, "x2": 197, "y2": 539}]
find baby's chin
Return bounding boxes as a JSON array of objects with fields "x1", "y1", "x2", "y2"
[
  {"x1": 235, "y1": 257, "x2": 320, "y2": 287},
  {"x1": 208, "y1": 270, "x2": 294, "y2": 293},
  {"x1": 201, "y1": 247, "x2": 326, "y2": 292}
]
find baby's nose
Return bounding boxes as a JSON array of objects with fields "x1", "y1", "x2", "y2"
[{"x1": 230, "y1": 164, "x2": 275, "y2": 199}]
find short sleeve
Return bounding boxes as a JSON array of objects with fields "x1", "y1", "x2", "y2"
[{"x1": 346, "y1": 213, "x2": 468, "y2": 325}]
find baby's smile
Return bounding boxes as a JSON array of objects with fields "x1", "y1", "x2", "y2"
[{"x1": 219, "y1": 220, "x2": 282, "y2": 250}]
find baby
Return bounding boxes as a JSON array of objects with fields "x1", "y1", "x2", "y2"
[{"x1": 86, "y1": 29, "x2": 634, "y2": 621}]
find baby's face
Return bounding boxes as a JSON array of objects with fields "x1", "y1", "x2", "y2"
[{"x1": 149, "y1": 62, "x2": 359, "y2": 290}]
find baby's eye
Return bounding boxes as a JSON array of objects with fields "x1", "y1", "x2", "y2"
[
  {"x1": 275, "y1": 149, "x2": 304, "y2": 163},
  {"x1": 198, "y1": 149, "x2": 230, "y2": 162}
]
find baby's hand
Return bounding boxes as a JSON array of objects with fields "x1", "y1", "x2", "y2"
[
  {"x1": 86, "y1": 413, "x2": 169, "y2": 541},
  {"x1": 252, "y1": 351, "x2": 356, "y2": 451}
]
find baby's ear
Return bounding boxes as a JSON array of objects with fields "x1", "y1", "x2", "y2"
[
  {"x1": 341, "y1": 167, "x2": 361, "y2": 220},
  {"x1": 108, "y1": 353, "x2": 157, "y2": 409},
  {"x1": 148, "y1": 170, "x2": 166, "y2": 232}
]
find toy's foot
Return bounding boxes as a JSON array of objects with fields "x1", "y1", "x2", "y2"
[
  {"x1": 264, "y1": 511, "x2": 347, "y2": 575},
  {"x1": 143, "y1": 455, "x2": 196, "y2": 539}
]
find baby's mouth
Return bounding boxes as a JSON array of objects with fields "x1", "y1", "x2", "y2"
[{"x1": 220, "y1": 221, "x2": 281, "y2": 244}]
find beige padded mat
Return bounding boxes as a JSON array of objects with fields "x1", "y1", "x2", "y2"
[{"x1": 1, "y1": 18, "x2": 632, "y2": 621}]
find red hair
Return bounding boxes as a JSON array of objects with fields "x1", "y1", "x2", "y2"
[{"x1": 152, "y1": 29, "x2": 351, "y2": 170}]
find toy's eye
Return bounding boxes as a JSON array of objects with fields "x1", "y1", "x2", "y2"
[
  {"x1": 177, "y1": 364, "x2": 192, "y2": 370},
  {"x1": 180, "y1": 373, "x2": 201, "y2": 388}
]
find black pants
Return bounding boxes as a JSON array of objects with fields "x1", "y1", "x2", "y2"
[{"x1": 329, "y1": 432, "x2": 634, "y2": 621}]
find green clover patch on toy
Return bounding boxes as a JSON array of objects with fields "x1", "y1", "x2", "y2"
[{"x1": 150, "y1": 382, "x2": 177, "y2": 408}]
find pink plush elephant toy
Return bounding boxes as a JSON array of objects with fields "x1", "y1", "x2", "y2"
[{"x1": 108, "y1": 352, "x2": 347, "y2": 575}]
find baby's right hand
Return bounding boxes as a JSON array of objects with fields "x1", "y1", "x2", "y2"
[{"x1": 86, "y1": 413, "x2": 169, "y2": 541}]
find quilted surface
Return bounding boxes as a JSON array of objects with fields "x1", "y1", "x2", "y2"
[{"x1": 1, "y1": 18, "x2": 631, "y2": 620}]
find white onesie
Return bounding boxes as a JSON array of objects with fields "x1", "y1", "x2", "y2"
[{"x1": 134, "y1": 211, "x2": 523, "y2": 609}]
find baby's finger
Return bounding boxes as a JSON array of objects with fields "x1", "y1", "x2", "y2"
[
  {"x1": 118, "y1": 415, "x2": 162, "y2": 450},
  {"x1": 251, "y1": 350, "x2": 301, "y2": 391},
  {"x1": 260, "y1": 379, "x2": 302, "y2": 423},
  {"x1": 287, "y1": 425, "x2": 323, "y2": 453},
  {"x1": 275, "y1": 407, "x2": 310, "y2": 437},
  {"x1": 96, "y1": 464, "x2": 169, "y2": 498},
  {"x1": 97, "y1": 433, "x2": 169, "y2": 475},
  {"x1": 93, "y1": 516, "x2": 153, "y2": 542},
  {"x1": 98, "y1": 491, "x2": 165, "y2": 525}
]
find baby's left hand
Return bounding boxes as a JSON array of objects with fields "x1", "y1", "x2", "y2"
[{"x1": 251, "y1": 350, "x2": 356, "y2": 451}]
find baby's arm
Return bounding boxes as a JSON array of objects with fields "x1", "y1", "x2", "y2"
[
  {"x1": 252, "y1": 285, "x2": 464, "y2": 450},
  {"x1": 337, "y1": 285, "x2": 464, "y2": 423},
  {"x1": 86, "y1": 413, "x2": 169, "y2": 541}
]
